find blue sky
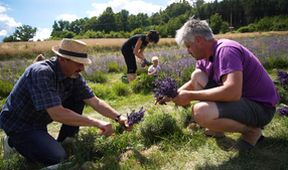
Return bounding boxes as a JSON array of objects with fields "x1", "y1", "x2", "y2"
[{"x1": 0, "y1": 0, "x2": 213, "y2": 41}]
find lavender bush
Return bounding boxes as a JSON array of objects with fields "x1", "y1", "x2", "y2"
[
  {"x1": 277, "y1": 70, "x2": 288, "y2": 89},
  {"x1": 278, "y1": 106, "x2": 288, "y2": 116}
]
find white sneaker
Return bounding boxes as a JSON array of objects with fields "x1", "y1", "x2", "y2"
[{"x1": 2, "y1": 135, "x2": 16, "y2": 158}]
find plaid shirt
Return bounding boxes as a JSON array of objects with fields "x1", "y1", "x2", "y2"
[{"x1": 0, "y1": 58, "x2": 94, "y2": 135}]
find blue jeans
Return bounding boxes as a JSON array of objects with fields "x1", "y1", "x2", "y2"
[{"x1": 8, "y1": 97, "x2": 84, "y2": 165}]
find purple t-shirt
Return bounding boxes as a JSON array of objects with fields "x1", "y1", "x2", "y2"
[{"x1": 196, "y1": 39, "x2": 279, "y2": 107}]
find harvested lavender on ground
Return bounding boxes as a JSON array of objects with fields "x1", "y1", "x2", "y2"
[
  {"x1": 278, "y1": 106, "x2": 288, "y2": 116},
  {"x1": 127, "y1": 107, "x2": 145, "y2": 126},
  {"x1": 153, "y1": 77, "x2": 178, "y2": 100},
  {"x1": 277, "y1": 70, "x2": 288, "y2": 87}
]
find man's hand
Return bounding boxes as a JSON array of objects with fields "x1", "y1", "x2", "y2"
[
  {"x1": 155, "y1": 96, "x2": 172, "y2": 105},
  {"x1": 172, "y1": 90, "x2": 191, "y2": 106},
  {"x1": 117, "y1": 115, "x2": 133, "y2": 131},
  {"x1": 98, "y1": 120, "x2": 113, "y2": 136}
]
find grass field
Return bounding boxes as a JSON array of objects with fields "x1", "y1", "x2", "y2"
[{"x1": 0, "y1": 32, "x2": 288, "y2": 169}]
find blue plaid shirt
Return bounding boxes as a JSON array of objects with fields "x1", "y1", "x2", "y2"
[{"x1": 0, "y1": 58, "x2": 94, "y2": 135}]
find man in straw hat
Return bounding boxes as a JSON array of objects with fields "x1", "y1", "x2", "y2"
[{"x1": 0, "y1": 39, "x2": 129, "y2": 165}]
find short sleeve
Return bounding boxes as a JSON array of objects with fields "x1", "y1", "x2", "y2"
[
  {"x1": 217, "y1": 46, "x2": 243, "y2": 78},
  {"x1": 73, "y1": 76, "x2": 95, "y2": 100}
]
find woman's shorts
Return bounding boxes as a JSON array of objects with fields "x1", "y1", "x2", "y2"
[{"x1": 121, "y1": 47, "x2": 137, "y2": 74}]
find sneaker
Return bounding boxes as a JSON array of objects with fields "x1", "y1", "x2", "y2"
[
  {"x1": 121, "y1": 75, "x2": 129, "y2": 84},
  {"x1": 2, "y1": 135, "x2": 16, "y2": 158}
]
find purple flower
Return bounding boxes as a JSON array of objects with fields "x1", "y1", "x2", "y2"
[
  {"x1": 277, "y1": 70, "x2": 288, "y2": 87},
  {"x1": 153, "y1": 77, "x2": 178, "y2": 100},
  {"x1": 278, "y1": 106, "x2": 288, "y2": 116},
  {"x1": 127, "y1": 107, "x2": 145, "y2": 126},
  {"x1": 141, "y1": 58, "x2": 151, "y2": 68}
]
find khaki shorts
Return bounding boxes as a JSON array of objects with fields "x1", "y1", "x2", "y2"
[{"x1": 205, "y1": 79, "x2": 275, "y2": 128}]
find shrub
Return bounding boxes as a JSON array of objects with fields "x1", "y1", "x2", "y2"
[
  {"x1": 74, "y1": 130, "x2": 108, "y2": 164},
  {"x1": 179, "y1": 66, "x2": 194, "y2": 85},
  {"x1": 83, "y1": 71, "x2": 108, "y2": 83},
  {"x1": 89, "y1": 83, "x2": 115, "y2": 99},
  {"x1": 0, "y1": 79, "x2": 13, "y2": 98},
  {"x1": 131, "y1": 74, "x2": 156, "y2": 94},
  {"x1": 112, "y1": 82, "x2": 131, "y2": 96},
  {"x1": 107, "y1": 61, "x2": 119, "y2": 73},
  {"x1": 139, "y1": 111, "x2": 181, "y2": 145},
  {"x1": 237, "y1": 24, "x2": 256, "y2": 33},
  {"x1": 262, "y1": 56, "x2": 288, "y2": 70},
  {"x1": 178, "y1": 108, "x2": 193, "y2": 128}
]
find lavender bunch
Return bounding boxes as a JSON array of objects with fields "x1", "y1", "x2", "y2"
[
  {"x1": 278, "y1": 106, "x2": 288, "y2": 116},
  {"x1": 127, "y1": 107, "x2": 145, "y2": 126},
  {"x1": 277, "y1": 70, "x2": 288, "y2": 88},
  {"x1": 153, "y1": 77, "x2": 178, "y2": 100},
  {"x1": 141, "y1": 58, "x2": 151, "y2": 67}
]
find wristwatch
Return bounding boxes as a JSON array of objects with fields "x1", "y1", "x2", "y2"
[{"x1": 115, "y1": 115, "x2": 121, "y2": 122}]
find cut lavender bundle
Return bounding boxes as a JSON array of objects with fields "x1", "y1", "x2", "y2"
[
  {"x1": 127, "y1": 107, "x2": 145, "y2": 126},
  {"x1": 153, "y1": 77, "x2": 178, "y2": 100},
  {"x1": 141, "y1": 58, "x2": 151, "y2": 67},
  {"x1": 278, "y1": 106, "x2": 288, "y2": 116}
]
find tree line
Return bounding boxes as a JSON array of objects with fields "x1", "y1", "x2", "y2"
[{"x1": 3, "y1": 0, "x2": 288, "y2": 42}]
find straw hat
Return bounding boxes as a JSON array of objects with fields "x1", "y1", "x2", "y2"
[{"x1": 52, "y1": 39, "x2": 92, "y2": 65}]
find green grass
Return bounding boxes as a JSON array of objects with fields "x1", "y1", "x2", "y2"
[{"x1": 1, "y1": 54, "x2": 288, "y2": 170}]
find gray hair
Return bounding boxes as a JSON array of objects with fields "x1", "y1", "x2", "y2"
[{"x1": 175, "y1": 17, "x2": 214, "y2": 46}]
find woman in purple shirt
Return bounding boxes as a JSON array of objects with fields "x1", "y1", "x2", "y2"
[{"x1": 159, "y1": 18, "x2": 279, "y2": 151}]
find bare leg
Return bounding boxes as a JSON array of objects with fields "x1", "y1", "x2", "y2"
[
  {"x1": 127, "y1": 73, "x2": 136, "y2": 82},
  {"x1": 193, "y1": 101, "x2": 262, "y2": 145}
]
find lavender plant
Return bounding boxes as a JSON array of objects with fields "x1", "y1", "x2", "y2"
[
  {"x1": 277, "y1": 70, "x2": 288, "y2": 88},
  {"x1": 127, "y1": 107, "x2": 145, "y2": 126},
  {"x1": 278, "y1": 106, "x2": 288, "y2": 116},
  {"x1": 153, "y1": 77, "x2": 178, "y2": 100}
]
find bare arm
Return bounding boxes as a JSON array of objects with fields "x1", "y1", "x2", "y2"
[
  {"x1": 133, "y1": 38, "x2": 145, "y2": 60},
  {"x1": 84, "y1": 96, "x2": 128, "y2": 126},
  {"x1": 84, "y1": 96, "x2": 120, "y2": 120},
  {"x1": 173, "y1": 71, "x2": 243, "y2": 106},
  {"x1": 46, "y1": 105, "x2": 110, "y2": 130}
]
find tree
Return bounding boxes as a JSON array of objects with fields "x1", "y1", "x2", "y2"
[
  {"x1": 12, "y1": 25, "x2": 37, "y2": 41},
  {"x1": 209, "y1": 13, "x2": 223, "y2": 34},
  {"x1": 97, "y1": 7, "x2": 116, "y2": 32}
]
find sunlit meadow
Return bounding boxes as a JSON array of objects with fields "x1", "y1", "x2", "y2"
[{"x1": 1, "y1": 32, "x2": 288, "y2": 169}]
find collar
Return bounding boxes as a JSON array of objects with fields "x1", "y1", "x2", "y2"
[{"x1": 53, "y1": 57, "x2": 66, "y2": 82}]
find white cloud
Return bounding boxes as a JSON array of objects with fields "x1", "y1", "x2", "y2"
[
  {"x1": 0, "y1": 29, "x2": 7, "y2": 36},
  {"x1": 0, "y1": 5, "x2": 7, "y2": 13},
  {"x1": 0, "y1": 4, "x2": 21, "y2": 38},
  {"x1": 0, "y1": 5, "x2": 21, "y2": 28},
  {"x1": 87, "y1": 0, "x2": 162, "y2": 17},
  {"x1": 56, "y1": 14, "x2": 79, "y2": 22},
  {"x1": 33, "y1": 27, "x2": 51, "y2": 41}
]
